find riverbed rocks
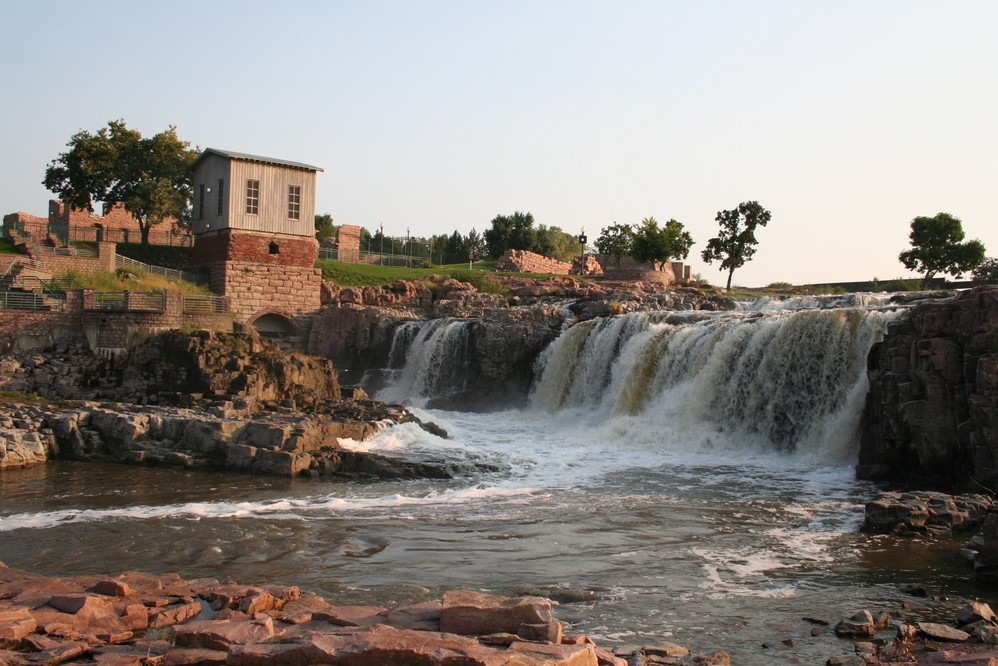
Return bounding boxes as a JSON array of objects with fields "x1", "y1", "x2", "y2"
[
  {"x1": 859, "y1": 285, "x2": 998, "y2": 491},
  {"x1": 862, "y1": 491, "x2": 991, "y2": 535},
  {"x1": 0, "y1": 563, "x2": 730, "y2": 666},
  {"x1": 0, "y1": 398, "x2": 474, "y2": 479}
]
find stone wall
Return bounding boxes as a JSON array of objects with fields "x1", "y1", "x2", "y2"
[
  {"x1": 593, "y1": 254, "x2": 678, "y2": 285},
  {"x1": 205, "y1": 260, "x2": 322, "y2": 322},
  {"x1": 859, "y1": 286, "x2": 998, "y2": 490},
  {"x1": 335, "y1": 224, "x2": 361, "y2": 262},
  {"x1": 0, "y1": 290, "x2": 233, "y2": 354},
  {"x1": 34, "y1": 241, "x2": 117, "y2": 275},
  {"x1": 497, "y1": 249, "x2": 572, "y2": 274}
]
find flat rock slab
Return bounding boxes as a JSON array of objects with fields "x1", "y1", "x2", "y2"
[{"x1": 919, "y1": 622, "x2": 972, "y2": 642}]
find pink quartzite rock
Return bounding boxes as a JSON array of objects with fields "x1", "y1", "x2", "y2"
[
  {"x1": 173, "y1": 617, "x2": 275, "y2": 651},
  {"x1": 440, "y1": 589, "x2": 554, "y2": 636},
  {"x1": 0, "y1": 607, "x2": 37, "y2": 645}
]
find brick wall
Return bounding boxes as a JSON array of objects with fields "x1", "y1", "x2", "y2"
[
  {"x1": 49, "y1": 200, "x2": 179, "y2": 235},
  {"x1": 193, "y1": 229, "x2": 318, "y2": 267},
  {"x1": 497, "y1": 249, "x2": 572, "y2": 275},
  {"x1": 335, "y1": 225, "x2": 362, "y2": 262}
]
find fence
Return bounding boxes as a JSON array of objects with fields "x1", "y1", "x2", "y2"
[
  {"x1": 0, "y1": 291, "x2": 59, "y2": 311},
  {"x1": 55, "y1": 224, "x2": 193, "y2": 247},
  {"x1": 318, "y1": 246, "x2": 433, "y2": 268},
  {"x1": 85, "y1": 291, "x2": 165, "y2": 312},
  {"x1": 115, "y1": 254, "x2": 207, "y2": 285},
  {"x1": 183, "y1": 294, "x2": 228, "y2": 314}
]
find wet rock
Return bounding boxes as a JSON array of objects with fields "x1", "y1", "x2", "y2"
[
  {"x1": 440, "y1": 589, "x2": 554, "y2": 636},
  {"x1": 918, "y1": 621, "x2": 972, "y2": 642},
  {"x1": 862, "y1": 491, "x2": 990, "y2": 534},
  {"x1": 957, "y1": 601, "x2": 997, "y2": 626},
  {"x1": 835, "y1": 610, "x2": 876, "y2": 638}
]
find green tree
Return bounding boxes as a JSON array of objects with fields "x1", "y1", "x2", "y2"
[
  {"x1": 465, "y1": 228, "x2": 486, "y2": 261},
  {"x1": 973, "y1": 257, "x2": 998, "y2": 284},
  {"x1": 535, "y1": 225, "x2": 581, "y2": 263},
  {"x1": 484, "y1": 211, "x2": 535, "y2": 258},
  {"x1": 595, "y1": 223, "x2": 635, "y2": 268},
  {"x1": 43, "y1": 119, "x2": 198, "y2": 245},
  {"x1": 701, "y1": 201, "x2": 772, "y2": 292},
  {"x1": 631, "y1": 217, "x2": 694, "y2": 266},
  {"x1": 898, "y1": 213, "x2": 986, "y2": 288},
  {"x1": 314, "y1": 213, "x2": 337, "y2": 242}
]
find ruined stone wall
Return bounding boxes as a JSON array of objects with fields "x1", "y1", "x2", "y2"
[
  {"x1": 35, "y1": 242, "x2": 117, "y2": 275},
  {"x1": 859, "y1": 286, "x2": 998, "y2": 491},
  {"x1": 335, "y1": 225, "x2": 362, "y2": 262},
  {"x1": 497, "y1": 249, "x2": 572, "y2": 274}
]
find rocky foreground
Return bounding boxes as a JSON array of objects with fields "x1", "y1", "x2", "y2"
[{"x1": 0, "y1": 563, "x2": 730, "y2": 666}]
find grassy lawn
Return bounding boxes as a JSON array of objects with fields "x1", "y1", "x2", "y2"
[{"x1": 315, "y1": 259, "x2": 529, "y2": 286}]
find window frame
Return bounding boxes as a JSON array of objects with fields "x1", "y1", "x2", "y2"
[
  {"x1": 246, "y1": 179, "x2": 260, "y2": 215},
  {"x1": 288, "y1": 184, "x2": 301, "y2": 220}
]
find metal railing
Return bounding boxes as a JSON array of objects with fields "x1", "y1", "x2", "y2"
[
  {"x1": 9, "y1": 276, "x2": 78, "y2": 301},
  {"x1": 0, "y1": 290, "x2": 61, "y2": 311},
  {"x1": 35, "y1": 244, "x2": 98, "y2": 258},
  {"x1": 318, "y1": 247, "x2": 433, "y2": 268},
  {"x1": 183, "y1": 294, "x2": 227, "y2": 314},
  {"x1": 115, "y1": 254, "x2": 207, "y2": 284},
  {"x1": 85, "y1": 291, "x2": 165, "y2": 312}
]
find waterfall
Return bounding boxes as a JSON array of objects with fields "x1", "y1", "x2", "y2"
[
  {"x1": 530, "y1": 308, "x2": 899, "y2": 459},
  {"x1": 375, "y1": 318, "x2": 475, "y2": 406}
]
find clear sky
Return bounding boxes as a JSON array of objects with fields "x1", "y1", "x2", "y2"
[{"x1": 2, "y1": 1, "x2": 996, "y2": 287}]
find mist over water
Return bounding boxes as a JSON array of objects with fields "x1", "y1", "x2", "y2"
[{"x1": 0, "y1": 303, "x2": 985, "y2": 664}]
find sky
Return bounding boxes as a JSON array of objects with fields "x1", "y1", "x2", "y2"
[{"x1": 2, "y1": 1, "x2": 996, "y2": 287}]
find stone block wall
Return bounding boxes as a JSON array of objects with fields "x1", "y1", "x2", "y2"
[
  {"x1": 193, "y1": 229, "x2": 318, "y2": 268},
  {"x1": 336, "y1": 225, "x2": 362, "y2": 262},
  {"x1": 205, "y1": 261, "x2": 322, "y2": 321},
  {"x1": 497, "y1": 249, "x2": 572, "y2": 275},
  {"x1": 36, "y1": 242, "x2": 117, "y2": 275}
]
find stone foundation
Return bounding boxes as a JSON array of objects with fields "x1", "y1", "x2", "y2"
[{"x1": 497, "y1": 249, "x2": 572, "y2": 274}]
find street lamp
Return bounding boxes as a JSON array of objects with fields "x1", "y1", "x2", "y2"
[
  {"x1": 379, "y1": 222, "x2": 384, "y2": 266},
  {"x1": 578, "y1": 226, "x2": 588, "y2": 272},
  {"x1": 406, "y1": 227, "x2": 411, "y2": 267}
]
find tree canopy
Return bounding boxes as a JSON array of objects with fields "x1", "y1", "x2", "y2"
[
  {"x1": 484, "y1": 211, "x2": 536, "y2": 259},
  {"x1": 700, "y1": 201, "x2": 771, "y2": 292},
  {"x1": 314, "y1": 213, "x2": 337, "y2": 242},
  {"x1": 43, "y1": 119, "x2": 198, "y2": 244},
  {"x1": 630, "y1": 217, "x2": 694, "y2": 266},
  {"x1": 973, "y1": 257, "x2": 998, "y2": 285},
  {"x1": 595, "y1": 223, "x2": 635, "y2": 268},
  {"x1": 898, "y1": 213, "x2": 986, "y2": 288}
]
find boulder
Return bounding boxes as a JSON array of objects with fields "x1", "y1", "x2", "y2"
[{"x1": 440, "y1": 589, "x2": 553, "y2": 636}]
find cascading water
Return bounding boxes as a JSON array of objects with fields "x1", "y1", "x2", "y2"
[
  {"x1": 530, "y1": 308, "x2": 897, "y2": 460},
  {"x1": 375, "y1": 318, "x2": 476, "y2": 406},
  {"x1": 7, "y1": 299, "x2": 967, "y2": 666}
]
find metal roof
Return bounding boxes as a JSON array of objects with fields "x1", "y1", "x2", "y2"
[{"x1": 193, "y1": 148, "x2": 324, "y2": 172}]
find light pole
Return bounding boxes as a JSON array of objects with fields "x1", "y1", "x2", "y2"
[
  {"x1": 379, "y1": 222, "x2": 384, "y2": 266},
  {"x1": 406, "y1": 227, "x2": 411, "y2": 267},
  {"x1": 578, "y1": 226, "x2": 588, "y2": 273}
]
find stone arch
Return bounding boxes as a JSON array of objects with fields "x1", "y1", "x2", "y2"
[{"x1": 249, "y1": 312, "x2": 298, "y2": 340}]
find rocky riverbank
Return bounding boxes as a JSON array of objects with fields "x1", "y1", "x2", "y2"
[
  {"x1": 0, "y1": 331, "x2": 467, "y2": 479},
  {"x1": 0, "y1": 562, "x2": 741, "y2": 666}
]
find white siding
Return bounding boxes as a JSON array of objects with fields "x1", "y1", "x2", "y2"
[{"x1": 193, "y1": 154, "x2": 318, "y2": 238}]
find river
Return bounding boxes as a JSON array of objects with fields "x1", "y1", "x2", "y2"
[{"x1": 0, "y1": 301, "x2": 992, "y2": 664}]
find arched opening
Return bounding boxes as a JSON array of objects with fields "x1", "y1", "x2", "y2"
[{"x1": 251, "y1": 313, "x2": 296, "y2": 340}]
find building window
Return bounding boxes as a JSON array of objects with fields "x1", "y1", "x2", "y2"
[
  {"x1": 246, "y1": 179, "x2": 259, "y2": 215},
  {"x1": 217, "y1": 179, "x2": 224, "y2": 216},
  {"x1": 198, "y1": 184, "x2": 205, "y2": 221},
  {"x1": 269, "y1": 241, "x2": 279, "y2": 255},
  {"x1": 288, "y1": 185, "x2": 301, "y2": 220}
]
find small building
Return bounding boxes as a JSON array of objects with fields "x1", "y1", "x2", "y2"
[{"x1": 190, "y1": 149, "x2": 324, "y2": 331}]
